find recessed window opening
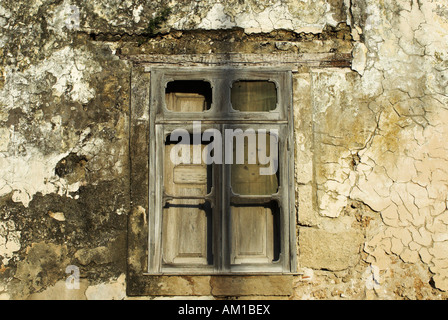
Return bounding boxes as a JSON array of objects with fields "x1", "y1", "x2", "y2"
[
  {"x1": 144, "y1": 68, "x2": 295, "y2": 275},
  {"x1": 165, "y1": 80, "x2": 213, "y2": 112},
  {"x1": 231, "y1": 80, "x2": 277, "y2": 112}
]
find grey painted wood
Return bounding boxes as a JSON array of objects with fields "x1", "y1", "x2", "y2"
[{"x1": 147, "y1": 67, "x2": 296, "y2": 274}]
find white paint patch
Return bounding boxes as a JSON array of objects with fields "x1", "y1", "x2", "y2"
[
  {"x1": 48, "y1": 211, "x2": 66, "y2": 222},
  {"x1": 48, "y1": 47, "x2": 98, "y2": 104},
  {"x1": 48, "y1": 0, "x2": 80, "y2": 32},
  {"x1": 0, "y1": 46, "x2": 100, "y2": 113},
  {"x1": 177, "y1": 1, "x2": 330, "y2": 34},
  {"x1": 197, "y1": 3, "x2": 235, "y2": 30},
  {"x1": 363, "y1": 265, "x2": 381, "y2": 290},
  {"x1": 0, "y1": 149, "x2": 68, "y2": 207},
  {"x1": 0, "y1": 126, "x2": 106, "y2": 207},
  {"x1": 0, "y1": 128, "x2": 10, "y2": 152},
  {"x1": 85, "y1": 274, "x2": 126, "y2": 300},
  {"x1": 116, "y1": 207, "x2": 126, "y2": 215},
  {"x1": 132, "y1": 4, "x2": 143, "y2": 23},
  {"x1": 352, "y1": 42, "x2": 368, "y2": 75}
]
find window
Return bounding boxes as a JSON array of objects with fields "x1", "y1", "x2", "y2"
[{"x1": 148, "y1": 68, "x2": 296, "y2": 274}]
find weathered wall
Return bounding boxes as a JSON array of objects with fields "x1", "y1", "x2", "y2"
[
  {"x1": 0, "y1": 0, "x2": 447, "y2": 300},
  {"x1": 297, "y1": 0, "x2": 448, "y2": 299}
]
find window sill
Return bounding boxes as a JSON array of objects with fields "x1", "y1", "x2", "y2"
[
  {"x1": 143, "y1": 272, "x2": 303, "y2": 276},
  {"x1": 127, "y1": 274, "x2": 297, "y2": 297}
]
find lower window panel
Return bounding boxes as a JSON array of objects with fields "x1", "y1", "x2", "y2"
[
  {"x1": 230, "y1": 201, "x2": 281, "y2": 266},
  {"x1": 162, "y1": 200, "x2": 213, "y2": 267}
]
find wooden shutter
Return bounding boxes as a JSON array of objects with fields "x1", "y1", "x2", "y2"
[
  {"x1": 162, "y1": 143, "x2": 212, "y2": 266},
  {"x1": 229, "y1": 133, "x2": 280, "y2": 266},
  {"x1": 162, "y1": 83, "x2": 213, "y2": 269},
  {"x1": 230, "y1": 205, "x2": 275, "y2": 264}
]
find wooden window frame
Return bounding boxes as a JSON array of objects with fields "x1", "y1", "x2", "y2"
[{"x1": 146, "y1": 67, "x2": 296, "y2": 275}]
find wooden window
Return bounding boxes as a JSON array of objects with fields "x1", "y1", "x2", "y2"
[{"x1": 148, "y1": 68, "x2": 295, "y2": 274}]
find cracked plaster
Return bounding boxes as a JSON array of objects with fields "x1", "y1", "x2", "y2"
[{"x1": 309, "y1": 0, "x2": 448, "y2": 293}]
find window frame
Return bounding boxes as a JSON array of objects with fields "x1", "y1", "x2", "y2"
[{"x1": 147, "y1": 67, "x2": 296, "y2": 275}]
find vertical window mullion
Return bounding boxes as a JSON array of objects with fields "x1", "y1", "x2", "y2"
[
  {"x1": 211, "y1": 124, "x2": 223, "y2": 273},
  {"x1": 153, "y1": 124, "x2": 164, "y2": 273},
  {"x1": 221, "y1": 127, "x2": 231, "y2": 272}
]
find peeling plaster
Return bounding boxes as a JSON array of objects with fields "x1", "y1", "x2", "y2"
[
  {"x1": 84, "y1": 274, "x2": 126, "y2": 300},
  {"x1": 0, "y1": 46, "x2": 99, "y2": 113},
  {"x1": 173, "y1": 0, "x2": 341, "y2": 33},
  {"x1": 315, "y1": 0, "x2": 448, "y2": 292}
]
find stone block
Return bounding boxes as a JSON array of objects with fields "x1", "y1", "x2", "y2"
[
  {"x1": 298, "y1": 227, "x2": 363, "y2": 271},
  {"x1": 210, "y1": 276, "x2": 293, "y2": 297}
]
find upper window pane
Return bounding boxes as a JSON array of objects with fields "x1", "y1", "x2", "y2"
[
  {"x1": 165, "y1": 80, "x2": 212, "y2": 112},
  {"x1": 231, "y1": 80, "x2": 277, "y2": 112},
  {"x1": 230, "y1": 132, "x2": 279, "y2": 195}
]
